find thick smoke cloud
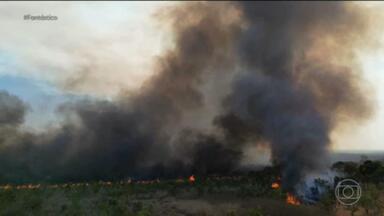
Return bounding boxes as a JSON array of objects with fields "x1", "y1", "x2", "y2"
[
  {"x1": 217, "y1": 2, "x2": 372, "y2": 191},
  {"x1": 0, "y1": 91, "x2": 27, "y2": 126},
  {"x1": 0, "y1": 3, "x2": 242, "y2": 183},
  {"x1": 0, "y1": 2, "x2": 372, "y2": 191}
]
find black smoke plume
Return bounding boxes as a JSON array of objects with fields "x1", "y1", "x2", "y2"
[
  {"x1": 0, "y1": 2, "x2": 372, "y2": 191},
  {"x1": 216, "y1": 2, "x2": 372, "y2": 191}
]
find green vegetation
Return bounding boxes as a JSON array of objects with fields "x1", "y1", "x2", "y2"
[
  {"x1": 330, "y1": 159, "x2": 384, "y2": 215},
  {"x1": 0, "y1": 159, "x2": 382, "y2": 215}
]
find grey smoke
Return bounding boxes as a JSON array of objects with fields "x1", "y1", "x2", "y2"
[
  {"x1": 217, "y1": 2, "x2": 371, "y2": 191},
  {"x1": 0, "y1": 90, "x2": 27, "y2": 126},
  {"x1": 0, "y1": 2, "x2": 372, "y2": 191}
]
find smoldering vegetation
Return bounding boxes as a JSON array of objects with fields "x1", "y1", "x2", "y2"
[{"x1": 0, "y1": 2, "x2": 374, "y2": 191}]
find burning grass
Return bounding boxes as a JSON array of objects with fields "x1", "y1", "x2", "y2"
[
  {"x1": 0, "y1": 173, "x2": 332, "y2": 216},
  {"x1": 271, "y1": 182, "x2": 280, "y2": 189},
  {"x1": 0, "y1": 175, "x2": 328, "y2": 216},
  {"x1": 286, "y1": 193, "x2": 301, "y2": 206},
  {"x1": 0, "y1": 160, "x2": 383, "y2": 215}
]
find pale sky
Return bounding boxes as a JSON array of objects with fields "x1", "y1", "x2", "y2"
[
  {"x1": 331, "y1": 48, "x2": 384, "y2": 151},
  {"x1": 0, "y1": 2, "x2": 383, "y2": 151}
]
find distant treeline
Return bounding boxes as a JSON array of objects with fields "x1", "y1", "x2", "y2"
[{"x1": 332, "y1": 159, "x2": 384, "y2": 184}]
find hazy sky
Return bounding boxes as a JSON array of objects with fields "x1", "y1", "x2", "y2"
[{"x1": 0, "y1": 2, "x2": 383, "y2": 151}]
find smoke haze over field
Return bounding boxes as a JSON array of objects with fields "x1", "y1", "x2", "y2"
[{"x1": 0, "y1": 2, "x2": 377, "y2": 191}]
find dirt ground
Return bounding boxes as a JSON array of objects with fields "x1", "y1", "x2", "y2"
[{"x1": 147, "y1": 195, "x2": 329, "y2": 216}]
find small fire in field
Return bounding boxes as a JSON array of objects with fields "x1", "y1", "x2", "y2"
[
  {"x1": 286, "y1": 193, "x2": 301, "y2": 205},
  {"x1": 271, "y1": 177, "x2": 281, "y2": 189},
  {"x1": 270, "y1": 177, "x2": 300, "y2": 205},
  {"x1": 189, "y1": 175, "x2": 195, "y2": 182},
  {"x1": 271, "y1": 182, "x2": 280, "y2": 189}
]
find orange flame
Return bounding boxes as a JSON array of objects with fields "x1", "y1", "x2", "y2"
[
  {"x1": 189, "y1": 175, "x2": 195, "y2": 182},
  {"x1": 286, "y1": 193, "x2": 300, "y2": 205},
  {"x1": 271, "y1": 182, "x2": 280, "y2": 189}
]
